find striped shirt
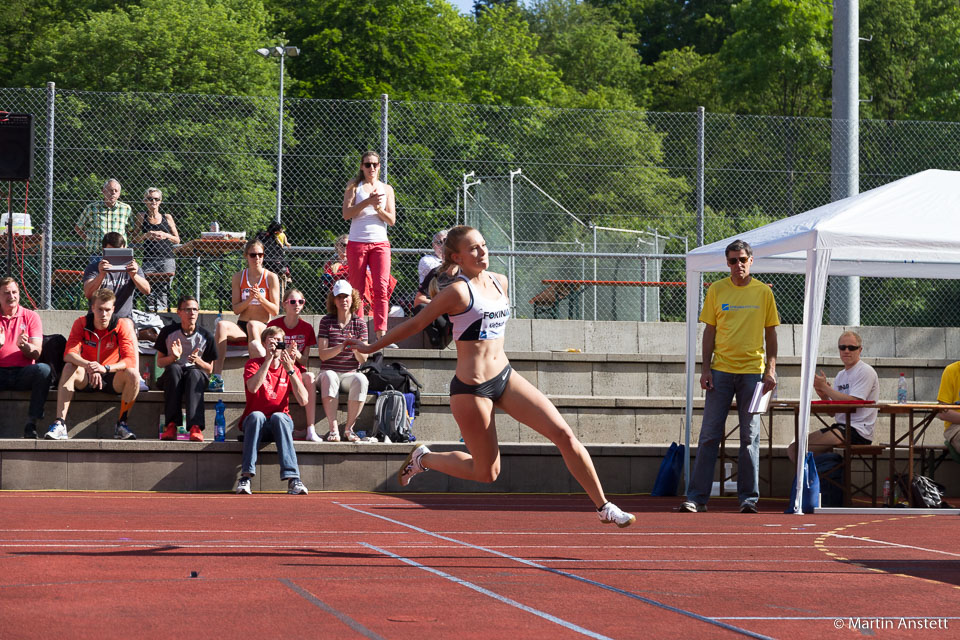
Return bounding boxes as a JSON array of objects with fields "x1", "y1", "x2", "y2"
[
  {"x1": 77, "y1": 201, "x2": 132, "y2": 253},
  {"x1": 316, "y1": 314, "x2": 367, "y2": 373}
]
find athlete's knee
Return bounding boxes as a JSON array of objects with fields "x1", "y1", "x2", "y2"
[{"x1": 473, "y1": 463, "x2": 500, "y2": 483}]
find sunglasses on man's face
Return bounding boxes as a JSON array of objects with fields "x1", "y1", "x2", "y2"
[
  {"x1": 727, "y1": 256, "x2": 750, "y2": 265},
  {"x1": 838, "y1": 344, "x2": 861, "y2": 351}
]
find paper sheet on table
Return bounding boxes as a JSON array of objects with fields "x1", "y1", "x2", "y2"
[{"x1": 748, "y1": 381, "x2": 772, "y2": 414}]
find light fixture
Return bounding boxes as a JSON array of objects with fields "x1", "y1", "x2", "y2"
[{"x1": 255, "y1": 43, "x2": 300, "y2": 222}]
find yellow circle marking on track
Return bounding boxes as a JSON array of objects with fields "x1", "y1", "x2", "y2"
[{"x1": 815, "y1": 515, "x2": 960, "y2": 591}]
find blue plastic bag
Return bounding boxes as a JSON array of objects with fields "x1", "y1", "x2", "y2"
[
  {"x1": 785, "y1": 451, "x2": 821, "y2": 513},
  {"x1": 651, "y1": 442, "x2": 685, "y2": 496}
]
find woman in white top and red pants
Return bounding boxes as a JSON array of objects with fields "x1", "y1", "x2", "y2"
[{"x1": 341, "y1": 150, "x2": 396, "y2": 341}]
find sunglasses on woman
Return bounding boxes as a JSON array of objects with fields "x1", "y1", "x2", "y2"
[
  {"x1": 287, "y1": 299, "x2": 305, "y2": 306},
  {"x1": 363, "y1": 162, "x2": 379, "y2": 169}
]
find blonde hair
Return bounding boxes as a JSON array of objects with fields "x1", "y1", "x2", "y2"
[
  {"x1": 143, "y1": 187, "x2": 162, "y2": 199},
  {"x1": 839, "y1": 330, "x2": 863, "y2": 348},
  {"x1": 441, "y1": 225, "x2": 476, "y2": 271},
  {"x1": 260, "y1": 325, "x2": 284, "y2": 343}
]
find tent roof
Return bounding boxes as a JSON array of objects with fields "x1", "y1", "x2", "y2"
[{"x1": 686, "y1": 169, "x2": 960, "y2": 278}]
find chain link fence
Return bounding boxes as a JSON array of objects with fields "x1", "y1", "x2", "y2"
[{"x1": 3, "y1": 85, "x2": 960, "y2": 325}]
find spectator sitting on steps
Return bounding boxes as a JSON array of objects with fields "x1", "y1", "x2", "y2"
[
  {"x1": 0, "y1": 277, "x2": 52, "y2": 439},
  {"x1": 154, "y1": 295, "x2": 217, "y2": 442},
  {"x1": 46, "y1": 289, "x2": 140, "y2": 441},
  {"x1": 235, "y1": 325, "x2": 309, "y2": 496},
  {"x1": 208, "y1": 238, "x2": 281, "y2": 392}
]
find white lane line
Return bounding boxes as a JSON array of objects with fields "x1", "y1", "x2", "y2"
[
  {"x1": 0, "y1": 528, "x2": 833, "y2": 536},
  {"x1": 340, "y1": 504, "x2": 775, "y2": 640},
  {"x1": 360, "y1": 542, "x2": 614, "y2": 640},
  {"x1": 713, "y1": 616, "x2": 960, "y2": 621},
  {"x1": 824, "y1": 534, "x2": 960, "y2": 558}
]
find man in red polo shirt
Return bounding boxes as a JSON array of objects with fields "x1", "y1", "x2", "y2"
[
  {"x1": 235, "y1": 325, "x2": 309, "y2": 495},
  {"x1": 0, "y1": 277, "x2": 52, "y2": 439}
]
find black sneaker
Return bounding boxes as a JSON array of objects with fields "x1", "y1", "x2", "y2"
[
  {"x1": 23, "y1": 424, "x2": 37, "y2": 439},
  {"x1": 679, "y1": 501, "x2": 707, "y2": 513},
  {"x1": 740, "y1": 502, "x2": 759, "y2": 514}
]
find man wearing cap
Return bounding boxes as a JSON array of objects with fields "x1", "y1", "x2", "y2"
[{"x1": 314, "y1": 279, "x2": 369, "y2": 442}]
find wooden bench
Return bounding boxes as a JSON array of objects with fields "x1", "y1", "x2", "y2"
[{"x1": 530, "y1": 282, "x2": 584, "y2": 319}]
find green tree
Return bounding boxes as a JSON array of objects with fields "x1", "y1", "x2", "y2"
[
  {"x1": 588, "y1": 0, "x2": 737, "y2": 63},
  {"x1": 716, "y1": 0, "x2": 831, "y2": 117},
  {"x1": 17, "y1": 0, "x2": 278, "y2": 95},
  {"x1": 279, "y1": 0, "x2": 470, "y2": 100},
  {"x1": 525, "y1": 0, "x2": 649, "y2": 109}
]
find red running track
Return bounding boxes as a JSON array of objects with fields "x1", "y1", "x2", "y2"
[{"x1": 0, "y1": 492, "x2": 958, "y2": 639}]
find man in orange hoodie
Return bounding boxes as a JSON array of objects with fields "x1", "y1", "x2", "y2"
[{"x1": 44, "y1": 288, "x2": 140, "y2": 440}]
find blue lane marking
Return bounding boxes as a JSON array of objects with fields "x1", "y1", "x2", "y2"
[
  {"x1": 360, "y1": 542, "x2": 613, "y2": 640},
  {"x1": 338, "y1": 503, "x2": 775, "y2": 640}
]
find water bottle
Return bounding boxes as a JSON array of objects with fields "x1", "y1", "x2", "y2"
[
  {"x1": 897, "y1": 373, "x2": 908, "y2": 404},
  {"x1": 882, "y1": 478, "x2": 891, "y2": 502},
  {"x1": 177, "y1": 410, "x2": 187, "y2": 439},
  {"x1": 210, "y1": 221, "x2": 220, "y2": 233},
  {"x1": 214, "y1": 399, "x2": 226, "y2": 442}
]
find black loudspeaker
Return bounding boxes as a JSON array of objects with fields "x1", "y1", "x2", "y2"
[{"x1": 0, "y1": 113, "x2": 35, "y2": 181}]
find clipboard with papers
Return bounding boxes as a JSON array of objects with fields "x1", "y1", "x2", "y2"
[{"x1": 748, "y1": 381, "x2": 773, "y2": 414}]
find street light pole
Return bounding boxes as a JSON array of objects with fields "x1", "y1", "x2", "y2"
[{"x1": 257, "y1": 44, "x2": 299, "y2": 224}]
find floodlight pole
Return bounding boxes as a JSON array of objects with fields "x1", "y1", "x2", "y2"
[
  {"x1": 258, "y1": 44, "x2": 299, "y2": 224},
  {"x1": 830, "y1": 0, "x2": 860, "y2": 325},
  {"x1": 274, "y1": 51, "x2": 285, "y2": 224}
]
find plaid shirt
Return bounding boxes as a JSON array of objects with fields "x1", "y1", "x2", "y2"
[{"x1": 77, "y1": 200, "x2": 132, "y2": 253}]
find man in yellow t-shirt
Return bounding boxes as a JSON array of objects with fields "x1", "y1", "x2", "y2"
[
  {"x1": 680, "y1": 239, "x2": 780, "y2": 514},
  {"x1": 935, "y1": 362, "x2": 960, "y2": 457}
]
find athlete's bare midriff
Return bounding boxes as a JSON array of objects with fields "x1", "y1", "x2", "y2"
[{"x1": 454, "y1": 338, "x2": 509, "y2": 385}]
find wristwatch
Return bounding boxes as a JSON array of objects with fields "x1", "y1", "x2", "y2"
[
  {"x1": 104, "y1": 364, "x2": 111, "y2": 373},
  {"x1": 285, "y1": 368, "x2": 296, "y2": 374}
]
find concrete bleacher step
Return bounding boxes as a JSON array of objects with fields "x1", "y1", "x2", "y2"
[{"x1": 0, "y1": 439, "x2": 673, "y2": 494}]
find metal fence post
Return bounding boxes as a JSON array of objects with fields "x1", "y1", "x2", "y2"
[
  {"x1": 380, "y1": 94, "x2": 389, "y2": 183},
  {"x1": 42, "y1": 82, "x2": 55, "y2": 309},
  {"x1": 508, "y1": 168, "x2": 520, "y2": 310},
  {"x1": 696, "y1": 106, "x2": 706, "y2": 309}
]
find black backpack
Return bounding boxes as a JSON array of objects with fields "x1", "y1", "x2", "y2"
[
  {"x1": 374, "y1": 388, "x2": 414, "y2": 443},
  {"x1": 359, "y1": 353, "x2": 423, "y2": 415},
  {"x1": 911, "y1": 475, "x2": 951, "y2": 508}
]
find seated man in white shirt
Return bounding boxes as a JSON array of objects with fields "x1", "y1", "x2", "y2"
[{"x1": 788, "y1": 331, "x2": 879, "y2": 463}]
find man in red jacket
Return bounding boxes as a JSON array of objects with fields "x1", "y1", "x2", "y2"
[{"x1": 45, "y1": 289, "x2": 140, "y2": 440}]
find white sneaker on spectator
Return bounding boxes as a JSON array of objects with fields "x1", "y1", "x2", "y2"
[
  {"x1": 45, "y1": 420, "x2": 68, "y2": 440},
  {"x1": 235, "y1": 477, "x2": 252, "y2": 495},
  {"x1": 287, "y1": 479, "x2": 308, "y2": 495}
]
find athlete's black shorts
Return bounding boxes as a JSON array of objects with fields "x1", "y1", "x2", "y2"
[
  {"x1": 820, "y1": 423, "x2": 871, "y2": 445},
  {"x1": 449, "y1": 364, "x2": 513, "y2": 402}
]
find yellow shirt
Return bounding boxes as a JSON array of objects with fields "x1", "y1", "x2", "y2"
[
  {"x1": 700, "y1": 277, "x2": 779, "y2": 374},
  {"x1": 936, "y1": 361, "x2": 960, "y2": 431}
]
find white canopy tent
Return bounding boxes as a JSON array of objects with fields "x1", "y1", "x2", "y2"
[{"x1": 683, "y1": 169, "x2": 960, "y2": 514}]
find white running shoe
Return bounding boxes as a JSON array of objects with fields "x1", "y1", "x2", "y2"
[
  {"x1": 598, "y1": 502, "x2": 636, "y2": 528},
  {"x1": 235, "y1": 477, "x2": 252, "y2": 494},
  {"x1": 398, "y1": 444, "x2": 430, "y2": 487},
  {"x1": 287, "y1": 479, "x2": 308, "y2": 495},
  {"x1": 44, "y1": 420, "x2": 68, "y2": 440}
]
